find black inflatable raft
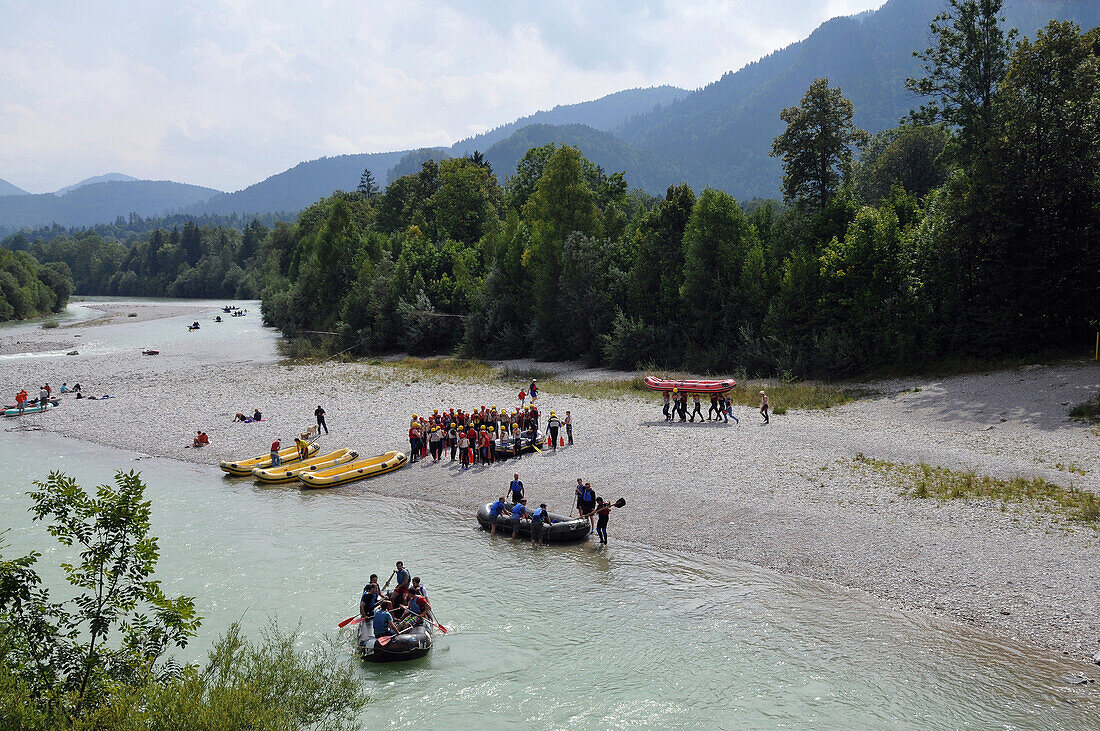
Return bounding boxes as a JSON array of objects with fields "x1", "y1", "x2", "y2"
[
  {"x1": 358, "y1": 620, "x2": 432, "y2": 662},
  {"x1": 476, "y1": 502, "x2": 591, "y2": 542}
]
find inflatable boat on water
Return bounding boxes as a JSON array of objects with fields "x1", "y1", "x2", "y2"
[
  {"x1": 2, "y1": 401, "x2": 60, "y2": 417},
  {"x1": 643, "y1": 376, "x2": 736, "y2": 394},
  {"x1": 299, "y1": 450, "x2": 408, "y2": 487},
  {"x1": 358, "y1": 620, "x2": 432, "y2": 662},
  {"x1": 251, "y1": 448, "x2": 358, "y2": 483},
  {"x1": 219, "y1": 443, "x2": 320, "y2": 476},
  {"x1": 476, "y1": 502, "x2": 591, "y2": 542}
]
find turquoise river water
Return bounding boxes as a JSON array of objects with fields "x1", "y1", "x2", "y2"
[{"x1": 0, "y1": 300, "x2": 1096, "y2": 728}]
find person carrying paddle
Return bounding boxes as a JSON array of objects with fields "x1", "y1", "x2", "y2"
[
  {"x1": 372, "y1": 600, "x2": 400, "y2": 638},
  {"x1": 588, "y1": 497, "x2": 613, "y2": 544}
]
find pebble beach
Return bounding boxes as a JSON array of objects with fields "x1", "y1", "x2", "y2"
[{"x1": 3, "y1": 301, "x2": 1099, "y2": 664}]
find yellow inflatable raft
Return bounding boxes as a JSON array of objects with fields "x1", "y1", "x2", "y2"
[
  {"x1": 219, "y1": 443, "x2": 320, "y2": 476},
  {"x1": 251, "y1": 448, "x2": 358, "y2": 483},
  {"x1": 299, "y1": 450, "x2": 408, "y2": 488}
]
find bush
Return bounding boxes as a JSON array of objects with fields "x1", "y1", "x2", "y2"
[{"x1": 40, "y1": 320, "x2": 59, "y2": 329}]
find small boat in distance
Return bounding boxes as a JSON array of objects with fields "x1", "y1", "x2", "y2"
[{"x1": 142, "y1": 349, "x2": 159, "y2": 355}]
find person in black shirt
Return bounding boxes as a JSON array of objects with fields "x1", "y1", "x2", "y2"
[{"x1": 315, "y1": 404, "x2": 328, "y2": 434}]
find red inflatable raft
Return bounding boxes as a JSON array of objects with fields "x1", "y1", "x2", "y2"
[{"x1": 643, "y1": 376, "x2": 737, "y2": 394}]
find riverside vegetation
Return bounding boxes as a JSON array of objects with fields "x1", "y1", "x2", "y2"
[
  {"x1": 2, "y1": 3, "x2": 1097, "y2": 382},
  {"x1": 0, "y1": 471, "x2": 368, "y2": 730}
]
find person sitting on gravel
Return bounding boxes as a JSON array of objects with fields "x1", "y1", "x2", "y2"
[
  {"x1": 192, "y1": 431, "x2": 209, "y2": 448},
  {"x1": 234, "y1": 412, "x2": 247, "y2": 422},
  {"x1": 253, "y1": 408, "x2": 262, "y2": 421}
]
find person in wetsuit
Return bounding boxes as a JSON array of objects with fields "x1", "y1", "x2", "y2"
[
  {"x1": 590, "y1": 497, "x2": 612, "y2": 544},
  {"x1": 315, "y1": 404, "x2": 328, "y2": 434}
]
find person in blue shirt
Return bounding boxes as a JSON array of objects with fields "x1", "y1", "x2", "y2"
[
  {"x1": 393, "y1": 561, "x2": 411, "y2": 591},
  {"x1": 372, "y1": 600, "x2": 400, "y2": 638},
  {"x1": 360, "y1": 574, "x2": 381, "y2": 619},
  {"x1": 488, "y1": 495, "x2": 508, "y2": 536},
  {"x1": 509, "y1": 474, "x2": 524, "y2": 503},
  {"x1": 510, "y1": 498, "x2": 528, "y2": 538},
  {"x1": 578, "y1": 482, "x2": 597, "y2": 528},
  {"x1": 530, "y1": 503, "x2": 552, "y2": 547}
]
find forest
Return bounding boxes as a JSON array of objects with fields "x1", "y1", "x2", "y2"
[{"x1": 2, "y1": 5, "x2": 1096, "y2": 379}]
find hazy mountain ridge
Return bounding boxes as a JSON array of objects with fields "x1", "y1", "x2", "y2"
[
  {"x1": 0, "y1": 178, "x2": 29, "y2": 197},
  {"x1": 0, "y1": 180, "x2": 221, "y2": 229},
  {"x1": 54, "y1": 173, "x2": 139, "y2": 195}
]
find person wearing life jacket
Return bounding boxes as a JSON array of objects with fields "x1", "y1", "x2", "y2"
[
  {"x1": 15, "y1": 389, "x2": 28, "y2": 412},
  {"x1": 192, "y1": 431, "x2": 209, "y2": 448},
  {"x1": 530, "y1": 404, "x2": 540, "y2": 434},
  {"x1": 448, "y1": 423, "x2": 459, "y2": 461},
  {"x1": 466, "y1": 426, "x2": 478, "y2": 464},
  {"x1": 407, "y1": 592, "x2": 431, "y2": 625},
  {"x1": 689, "y1": 392, "x2": 704, "y2": 422},
  {"x1": 408, "y1": 422, "x2": 422, "y2": 463},
  {"x1": 372, "y1": 600, "x2": 400, "y2": 638},
  {"x1": 360, "y1": 574, "x2": 381, "y2": 619},
  {"x1": 529, "y1": 379, "x2": 538, "y2": 401},
  {"x1": 270, "y1": 439, "x2": 282, "y2": 466},
  {"x1": 394, "y1": 561, "x2": 411, "y2": 592},
  {"x1": 546, "y1": 411, "x2": 561, "y2": 450},
  {"x1": 478, "y1": 429, "x2": 491, "y2": 465},
  {"x1": 662, "y1": 391, "x2": 671, "y2": 421},
  {"x1": 488, "y1": 495, "x2": 508, "y2": 535},
  {"x1": 530, "y1": 503, "x2": 551, "y2": 547},
  {"x1": 458, "y1": 431, "x2": 470, "y2": 469},
  {"x1": 579, "y1": 482, "x2": 597, "y2": 528},
  {"x1": 509, "y1": 474, "x2": 524, "y2": 504},
  {"x1": 510, "y1": 498, "x2": 528, "y2": 539}
]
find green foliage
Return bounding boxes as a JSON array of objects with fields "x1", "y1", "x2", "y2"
[
  {"x1": 1069, "y1": 395, "x2": 1100, "y2": 424},
  {"x1": 852, "y1": 126, "x2": 951, "y2": 202},
  {"x1": 771, "y1": 78, "x2": 869, "y2": 209},
  {"x1": 0, "y1": 249, "x2": 72, "y2": 322}
]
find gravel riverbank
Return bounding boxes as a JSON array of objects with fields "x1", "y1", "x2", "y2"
[{"x1": 3, "y1": 304, "x2": 1099, "y2": 663}]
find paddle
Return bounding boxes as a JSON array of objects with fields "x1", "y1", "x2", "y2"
[
  {"x1": 338, "y1": 615, "x2": 365, "y2": 628},
  {"x1": 381, "y1": 570, "x2": 396, "y2": 591},
  {"x1": 613, "y1": 497, "x2": 627, "y2": 508},
  {"x1": 376, "y1": 631, "x2": 403, "y2": 647},
  {"x1": 425, "y1": 608, "x2": 449, "y2": 634}
]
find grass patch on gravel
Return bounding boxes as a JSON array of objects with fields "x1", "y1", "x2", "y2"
[
  {"x1": 380, "y1": 358, "x2": 857, "y2": 409},
  {"x1": 1069, "y1": 395, "x2": 1100, "y2": 423},
  {"x1": 852, "y1": 453, "x2": 1100, "y2": 526}
]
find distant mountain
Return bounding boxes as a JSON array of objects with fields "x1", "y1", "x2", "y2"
[
  {"x1": 0, "y1": 178, "x2": 29, "y2": 197},
  {"x1": 616, "y1": 0, "x2": 1100, "y2": 198},
  {"x1": 54, "y1": 173, "x2": 139, "y2": 195},
  {"x1": 0, "y1": 180, "x2": 221, "y2": 229}
]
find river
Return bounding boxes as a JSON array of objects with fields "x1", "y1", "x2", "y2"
[{"x1": 0, "y1": 299, "x2": 1096, "y2": 728}]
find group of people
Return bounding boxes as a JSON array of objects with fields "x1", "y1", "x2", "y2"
[
  {"x1": 485, "y1": 473, "x2": 614, "y2": 545},
  {"x1": 359, "y1": 561, "x2": 434, "y2": 637},
  {"x1": 233, "y1": 409, "x2": 263, "y2": 423},
  {"x1": 661, "y1": 390, "x2": 741, "y2": 424},
  {"x1": 192, "y1": 430, "x2": 210, "y2": 448},
  {"x1": 406, "y1": 402, "x2": 574, "y2": 468},
  {"x1": 10, "y1": 382, "x2": 85, "y2": 411}
]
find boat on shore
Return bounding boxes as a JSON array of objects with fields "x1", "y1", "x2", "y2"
[
  {"x1": 251, "y1": 448, "x2": 358, "y2": 483},
  {"x1": 476, "y1": 502, "x2": 591, "y2": 542},
  {"x1": 358, "y1": 621, "x2": 432, "y2": 662},
  {"x1": 219, "y1": 443, "x2": 320, "y2": 476},
  {"x1": 643, "y1": 376, "x2": 736, "y2": 394},
  {"x1": 299, "y1": 450, "x2": 408, "y2": 487},
  {"x1": 2, "y1": 401, "x2": 60, "y2": 417}
]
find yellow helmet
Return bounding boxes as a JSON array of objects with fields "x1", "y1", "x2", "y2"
[
  {"x1": 450, "y1": 422, "x2": 456, "y2": 428},
  {"x1": 672, "y1": 388, "x2": 678, "y2": 393}
]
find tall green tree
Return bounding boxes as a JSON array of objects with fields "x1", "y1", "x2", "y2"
[
  {"x1": 905, "y1": 0, "x2": 1015, "y2": 164},
  {"x1": 771, "y1": 78, "x2": 868, "y2": 210}
]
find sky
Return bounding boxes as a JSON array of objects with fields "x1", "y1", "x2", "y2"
[{"x1": 0, "y1": 0, "x2": 885, "y2": 193}]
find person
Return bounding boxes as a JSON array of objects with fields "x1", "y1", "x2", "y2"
[
  {"x1": 530, "y1": 503, "x2": 551, "y2": 547},
  {"x1": 15, "y1": 389, "x2": 27, "y2": 413},
  {"x1": 529, "y1": 379, "x2": 538, "y2": 402},
  {"x1": 394, "y1": 561, "x2": 411, "y2": 592},
  {"x1": 44, "y1": 383, "x2": 51, "y2": 398},
  {"x1": 38, "y1": 386, "x2": 49, "y2": 406},
  {"x1": 270, "y1": 438, "x2": 282, "y2": 466},
  {"x1": 689, "y1": 393, "x2": 703, "y2": 422},
  {"x1": 360, "y1": 575, "x2": 381, "y2": 618},
  {"x1": 372, "y1": 600, "x2": 400, "y2": 638},
  {"x1": 458, "y1": 430, "x2": 470, "y2": 469},
  {"x1": 488, "y1": 495, "x2": 508, "y2": 535},
  {"x1": 234, "y1": 412, "x2": 247, "y2": 422},
  {"x1": 408, "y1": 422, "x2": 422, "y2": 463},
  {"x1": 500, "y1": 429, "x2": 512, "y2": 459},
  {"x1": 215, "y1": 315, "x2": 222, "y2": 322},
  {"x1": 708, "y1": 393, "x2": 720, "y2": 420},
  {"x1": 192, "y1": 431, "x2": 209, "y2": 448},
  {"x1": 588, "y1": 497, "x2": 612, "y2": 544},
  {"x1": 253, "y1": 408, "x2": 262, "y2": 421},
  {"x1": 509, "y1": 474, "x2": 524, "y2": 504},
  {"x1": 510, "y1": 498, "x2": 528, "y2": 538},
  {"x1": 428, "y1": 426, "x2": 443, "y2": 462},
  {"x1": 479, "y1": 429, "x2": 491, "y2": 465},
  {"x1": 408, "y1": 576, "x2": 426, "y2": 598},
  {"x1": 760, "y1": 390, "x2": 769, "y2": 424},
  {"x1": 511, "y1": 423, "x2": 523, "y2": 459},
  {"x1": 315, "y1": 405, "x2": 328, "y2": 434},
  {"x1": 518, "y1": 388, "x2": 526, "y2": 407},
  {"x1": 72, "y1": 383, "x2": 82, "y2": 397},
  {"x1": 407, "y1": 592, "x2": 431, "y2": 626},
  {"x1": 294, "y1": 435, "x2": 309, "y2": 461},
  {"x1": 725, "y1": 394, "x2": 739, "y2": 424},
  {"x1": 565, "y1": 411, "x2": 573, "y2": 445},
  {"x1": 574, "y1": 478, "x2": 585, "y2": 516},
  {"x1": 578, "y1": 481, "x2": 596, "y2": 528},
  {"x1": 546, "y1": 411, "x2": 561, "y2": 450},
  {"x1": 662, "y1": 391, "x2": 671, "y2": 421},
  {"x1": 448, "y1": 423, "x2": 459, "y2": 461},
  {"x1": 60, "y1": 383, "x2": 68, "y2": 394}
]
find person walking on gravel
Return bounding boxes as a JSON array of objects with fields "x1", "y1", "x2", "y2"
[
  {"x1": 565, "y1": 411, "x2": 573, "y2": 445},
  {"x1": 315, "y1": 405, "x2": 328, "y2": 434},
  {"x1": 689, "y1": 393, "x2": 704, "y2": 422},
  {"x1": 759, "y1": 391, "x2": 769, "y2": 424}
]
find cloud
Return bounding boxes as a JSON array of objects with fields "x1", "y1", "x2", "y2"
[{"x1": 0, "y1": 0, "x2": 886, "y2": 192}]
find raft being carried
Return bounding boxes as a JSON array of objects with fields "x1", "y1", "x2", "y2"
[
  {"x1": 299, "y1": 450, "x2": 408, "y2": 487},
  {"x1": 358, "y1": 621, "x2": 432, "y2": 662},
  {"x1": 476, "y1": 502, "x2": 591, "y2": 542},
  {"x1": 643, "y1": 376, "x2": 736, "y2": 394},
  {"x1": 219, "y1": 443, "x2": 320, "y2": 476}
]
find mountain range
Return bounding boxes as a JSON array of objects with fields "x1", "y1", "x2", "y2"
[{"x1": 2, "y1": 0, "x2": 1098, "y2": 232}]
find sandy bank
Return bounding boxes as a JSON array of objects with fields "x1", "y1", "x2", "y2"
[{"x1": 3, "y1": 312, "x2": 1099, "y2": 664}]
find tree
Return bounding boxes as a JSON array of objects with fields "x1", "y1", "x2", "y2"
[
  {"x1": 357, "y1": 168, "x2": 379, "y2": 199},
  {"x1": 771, "y1": 78, "x2": 868, "y2": 210},
  {"x1": 180, "y1": 221, "x2": 203, "y2": 265},
  {"x1": 851, "y1": 126, "x2": 951, "y2": 202},
  {"x1": 467, "y1": 150, "x2": 493, "y2": 174},
  {"x1": 629, "y1": 184, "x2": 695, "y2": 330},
  {"x1": 905, "y1": 0, "x2": 1015, "y2": 164}
]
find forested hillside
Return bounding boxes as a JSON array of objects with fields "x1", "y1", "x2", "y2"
[
  {"x1": 0, "y1": 178, "x2": 29, "y2": 197},
  {"x1": 0, "y1": 180, "x2": 220, "y2": 230},
  {"x1": 0, "y1": 248, "x2": 73, "y2": 321}
]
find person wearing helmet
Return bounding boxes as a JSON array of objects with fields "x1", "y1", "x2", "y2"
[
  {"x1": 546, "y1": 411, "x2": 561, "y2": 450},
  {"x1": 428, "y1": 425, "x2": 443, "y2": 462},
  {"x1": 529, "y1": 379, "x2": 538, "y2": 401},
  {"x1": 448, "y1": 423, "x2": 459, "y2": 461},
  {"x1": 408, "y1": 421, "x2": 422, "y2": 463}
]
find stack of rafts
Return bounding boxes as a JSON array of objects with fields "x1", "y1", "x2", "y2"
[{"x1": 218, "y1": 445, "x2": 408, "y2": 486}]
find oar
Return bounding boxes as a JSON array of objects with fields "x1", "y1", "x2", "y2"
[
  {"x1": 381, "y1": 570, "x2": 396, "y2": 591},
  {"x1": 425, "y1": 608, "x2": 449, "y2": 634},
  {"x1": 376, "y1": 631, "x2": 403, "y2": 647},
  {"x1": 337, "y1": 615, "x2": 361, "y2": 628},
  {"x1": 613, "y1": 497, "x2": 627, "y2": 508}
]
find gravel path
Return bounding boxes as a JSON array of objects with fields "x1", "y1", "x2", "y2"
[{"x1": 3, "y1": 306, "x2": 1099, "y2": 662}]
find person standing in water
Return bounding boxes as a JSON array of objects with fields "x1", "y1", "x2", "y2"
[
  {"x1": 759, "y1": 390, "x2": 769, "y2": 424},
  {"x1": 530, "y1": 503, "x2": 551, "y2": 547},
  {"x1": 315, "y1": 404, "x2": 328, "y2": 434},
  {"x1": 587, "y1": 497, "x2": 612, "y2": 544}
]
